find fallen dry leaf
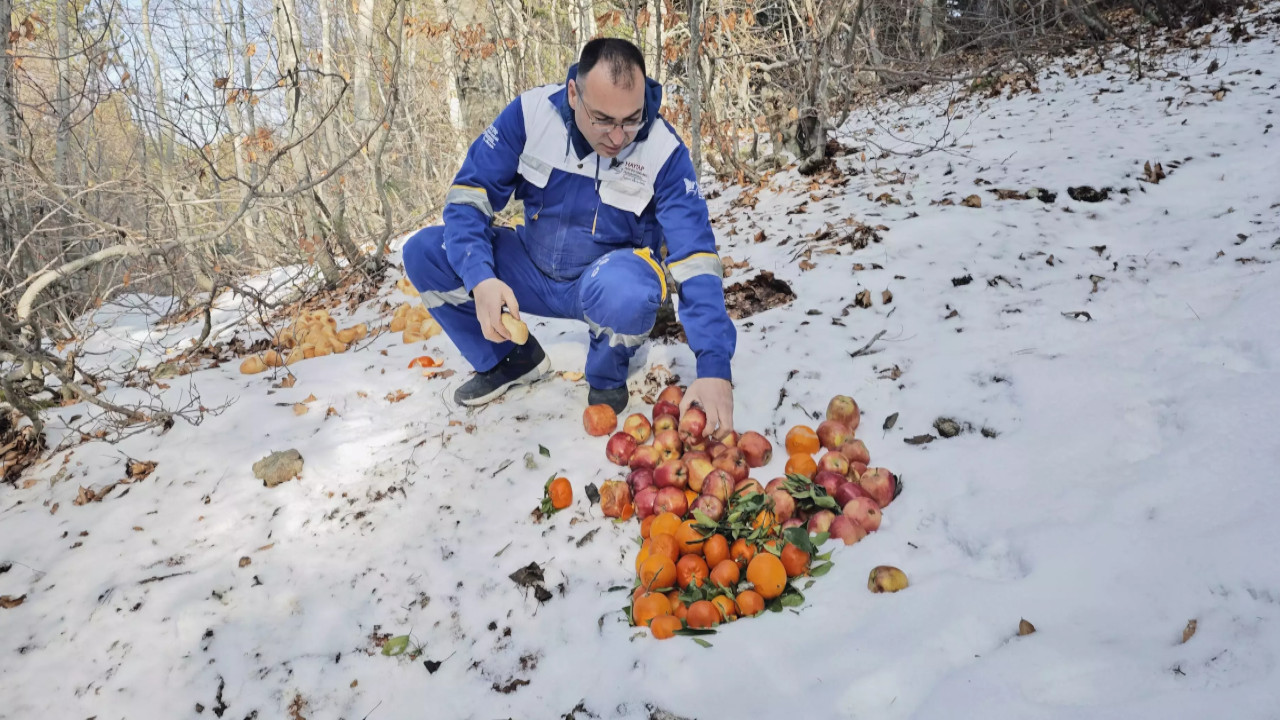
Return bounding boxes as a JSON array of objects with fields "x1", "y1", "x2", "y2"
[
  {"x1": 0, "y1": 595, "x2": 26, "y2": 609},
  {"x1": 293, "y1": 404, "x2": 309, "y2": 416},
  {"x1": 882, "y1": 289, "x2": 893, "y2": 305},
  {"x1": 855, "y1": 290, "x2": 873, "y2": 308},
  {"x1": 238, "y1": 556, "x2": 252, "y2": 568},
  {"x1": 302, "y1": 394, "x2": 317, "y2": 403},
  {"x1": 1182, "y1": 619, "x2": 1197, "y2": 644},
  {"x1": 962, "y1": 194, "x2": 983, "y2": 208},
  {"x1": 423, "y1": 369, "x2": 456, "y2": 380},
  {"x1": 279, "y1": 375, "x2": 297, "y2": 389},
  {"x1": 1019, "y1": 618, "x2": 1036, "y2": 636},
  {"x1": 799, "y1": 260, "x2": 817, "y2": 272}
]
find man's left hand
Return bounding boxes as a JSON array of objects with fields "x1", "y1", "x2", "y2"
[{"x1": 681, "y1": 378, "x2": 735, "y2": 440}]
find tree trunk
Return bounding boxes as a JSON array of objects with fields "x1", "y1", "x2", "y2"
[
  {"x1": 688, "y1": 0, "x2": 702, "y2": 175},
  {"x1": 0, "y1": 0, "x2": 26, "y2": 284},
  {"x1": 214, "y1": 0, "x2": 268, "y2": 268},
  {"x1": 322, "y1": 0, "x2": 363, "y2": 267}
]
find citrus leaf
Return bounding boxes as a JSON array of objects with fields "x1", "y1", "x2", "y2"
[
  {"x1": 382, "y1": 635, "x2": 411, "y2": 657},
  {"x1": 780, "y1": 591, "x2": 805, "y2": 608},
  {"x1": 539, "y1": 444, "x2": 550, "y2": 457},
  {"x1": 809, "y1": 562, "x2": 834, "y2": 577},
  {"x1": 692, "y1": 638, "x2": 714, "y2": 648},
  {"x1": 783, "y1": 527, "x2": 817, "y2": 554},
  {"x1": 812, "y1": 533, "x2": 830, "y2": 547},
  {"x1": 673, "y1": 628, "x2": 718, "y2": 636}
]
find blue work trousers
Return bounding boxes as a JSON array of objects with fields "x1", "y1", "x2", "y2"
[{"x1": 401, "y1": 225, "x2": 666, "y2": 389}]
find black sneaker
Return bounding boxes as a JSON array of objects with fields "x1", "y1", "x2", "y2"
[
  {"x1": 454, "y1": 337, "x2": 551, "y2": 407},
  {"x1": 587, "y1": 385, "x2": 628, "y2": 414}
]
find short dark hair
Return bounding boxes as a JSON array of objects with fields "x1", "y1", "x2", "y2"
[{"x1": 578, "y1": 38, "x2": 646, "y2": 89}]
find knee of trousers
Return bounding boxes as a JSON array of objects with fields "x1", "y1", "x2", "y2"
[
  {"x1": 401, "y1": 226, "x2": 471, "y2": 309},
  {"x1": 579, "y1": 249, "x2": 666, "y2": 349}
]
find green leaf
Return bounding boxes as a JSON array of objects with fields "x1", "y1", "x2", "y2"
[
  {"x1": 693, "y1": 638, "x2": 714, "y2": 648},
  {"x1": 812, "y1": 492, "x2": 839, "y2": 510},
  {"x1": 381, "y1": 635, "x2": 411, "y2": 657},
  {"x1": 768, "y1": 597, "x2": 784, "y2": 613},
  {"x1": 780, "y1": 591, "x2": 805, "y2": 608},
  {"x1": 539, "y1": 444, "x2": 550, "y2": 457},
  {"x1": 692, "y1": 510, "x2": 717, "y2": 529},
  {"x1": 812, "y1": 532, "x2": 831, "y2": 547},
  {"x1": 674, "y1": 628, "x2": 718, "y2": 636},
  {"x1": 803, "y1": 579, "x2": 816, "y2": 590},
  {"x1": 809, "y1": 562, "x2": 834, "y2": 577},
  {"x1": 783, "y1": 527, "x2": 817, "y2": 555}
]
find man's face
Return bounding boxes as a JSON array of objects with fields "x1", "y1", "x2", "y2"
[{"x1": 568, "y1": 65, "x2": 645, "y2": 159}]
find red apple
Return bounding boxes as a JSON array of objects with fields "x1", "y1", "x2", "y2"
[
  {"x1": 701, "y1": 470, "x2": 734, "y2": 504},
  {"x1": 814, "y1": 470, "x2": 845, "y2": 497},
  {"x1": 807, "y1": 509, "x2": 836, "y2": 534},
  {"x1": 629, "y1": 445, "x2": 661, "y2": 471},
  {"x1": 826, "y1": 394, "x2": 860, "y2": 433},
  {"x1": 634, "y1": 486, "x2": 658, "y2": 519},
  {"x1": 780, "y1": 518, "x2": 805, "y2": 531},
  {"x1": 683, "y1": 450, "x2": 710, "y2": 464},
  {"x1": 842, "y1": 497, "x2": 882, "y2": 532},
  {"x1": 653, "y1": 401, "x2": 680, "y2": 422},
  {"x1": 720, "y1": 431, "x2": 740, "y2": 448},
  {"x1": 712, "y1": 447, "x2": 749, "y2": 482},
  {"x1": 817, "y1": 450, "x2": 850, "y2": 477},
  {"x1": 606, "y1": 432, "x2": 639, "y2": 466},
  {"x1": 683, "y1": 435, "x2": 709, "y2": 454},
  {"x1": 628, "y1": 468, "x2": 655, "y2": 494},
  {"x1": 653, "y1": 413, "x2": 678, "y2": 434},
  {"x1": 653, "y1": 430, "x2": 683, "y2": 462},
  {"x1": 817, "y1": 420, "x2": 854, "y2": 451},
  {"x1": 838, "y1": 439, "x2": 871, "y2": 466},
  {"x1": 654, "y1": 459, "x2": 689, "y2": 490},
  {"x1": 834, "y1": 480, "x2": 874, "y2": 508},
  {"x1": 623, "y1": 413, "x2": 652, "y2": 443},
  {"x1": 657, "y1": 385, "x2": 684, "y2": 406},
  {"x1": 583, "y1": 404, "x2": 618, "y2": 437},
  {"x1": 679, "y1": 406, "x2": 707, "y2": 442},
  {"x1": 738, "y1": 431, "x2": 773, "y2": 468},
  {"x1": 859, "y1": 467, "x2": 898, "y2": 508},
  {"x1": 769, "y1": 490, "x2": 796, "y2": 523},
  {"x1": 709, "y1": 442, "x2": 729, "y2": 459},
  {"x1": 653, "y1": 486, "x2": 688, "y2": 517},
  {"x1": 734, "y1": 478, "x2": 765, "y2": 497},
  {"x1": 849, "y1": 461, "x2": 868, "y2": 480},
  {"x1": 829, "y1": 515, "x2": 868, "y2": 545},
  {"x1": 690, "y1": 495, "x2": 725, "y2": 522},
  {"x1": 686, "y1": 457, "x2": 715, "y2": 493},
  {"x1": 764, "y1": 477, "x2": 788, "y2": 494}
]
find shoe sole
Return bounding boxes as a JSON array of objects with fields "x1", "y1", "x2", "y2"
[{"x1": 457, "y1": 356, "x2": 552, "y2": 407}]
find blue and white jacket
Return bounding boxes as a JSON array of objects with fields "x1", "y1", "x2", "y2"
[{"x1": 440, "y1": 64, "x2": 736, "y2": 381}]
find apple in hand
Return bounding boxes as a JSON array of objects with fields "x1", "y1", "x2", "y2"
[
  {"x1": 658, "y1": 385, "x2": 684, "y2": 406},
  {"x1": 653, "y1": 401, "x2": 680, "y2": 422},
  {"x1": 737, "y1": 431, "x2": 773, "y2": 468},
  {"x1": 623, "y1": 414, "x2": 652, "y2": 443},
  {"x1": 679, "y1": 406, "x2": 708, "y2": 442}
]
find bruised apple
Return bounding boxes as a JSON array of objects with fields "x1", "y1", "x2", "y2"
[
  {"x1": 712, "y1": 448, "x2": 749, "y2": 482},
  {"x1": 868, "y1": 565, "x2": 909, "y2": 593},
  {"x1": 690, "y1": 495, "x2": 725, "y2": 522},
  {"x1": 654, "y1": 459, "x2": 689, "y2": 490},
  {"x1": 829, "y1": 515, "x2": 868, "y2": 545},
  {"x1": 842, "y1": 497, "x2": 882, "y2": 532},
  {"x1": 653, "y1": 401, "x2": 680, "y2": 422},
  {"x1": 583, "y1": 404, "x2": 618, "y2": 437},
  {"x1": 701, "y1": 470, "x2": 734, "y2": 504},
  {"x1": 657, "y1": 385, "x2": 684, "y2": 406},
  {"x1": 826, "y1": 394, "x2": 860, "y2": 433},
  {"x1": 838, "y1": 439, "x2": 871, "y2": 466},
  {"x1": 629, "y1": 445, "x2": 661, "y2": 471},
  {"x1": 623, "y1": 414, "x2": 653, "y2": 443},
  {"x1": 599, "y1": 480, "x2": 633, "y2": 519},
  {"x1": 653, "y1": 486, "x2": 689, "y2": 517},
  {"x1": 738, "y1": 431, "x2": 773, "y2": 468},
  {"x1": 859, "y1": 467, "x2": 898, "y2": 508},
  {"x1": 606, "y1": 432, "x2": 639, "y2": 466},
  {"x1": 807, "y1": 509, "x2": 836, "y2": 534},
  {"x1": 817, "y1": 420, "x2": 854, "y2": 451},
  {"x1": 654, "y1": 430, "x2": 683, "y2": 462},
  {"x1": 817, "y1": 451, "x2": 851, "y2": 477},
  {"x1": 634, "y1": 486, "x2": 658, "y2": 519}
]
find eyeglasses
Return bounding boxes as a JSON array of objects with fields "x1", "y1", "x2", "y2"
[{"x1": 577, "y1": 89, "x2": 644, "y2": 133}]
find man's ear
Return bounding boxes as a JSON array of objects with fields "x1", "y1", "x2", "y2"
[{"x1": 567, "y1": 78, "x2": 577, "y2": 108}]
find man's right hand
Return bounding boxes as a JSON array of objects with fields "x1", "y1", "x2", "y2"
[{"x1": 473, "y1": 278, "x2": 520, "y2": 343}]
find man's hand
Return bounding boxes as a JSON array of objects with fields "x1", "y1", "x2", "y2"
[
  {"x1": 473, "y1": 278, "x2": 520, "y2": 343},
  {"x1": 681, "y1": 378, "x2": 735, "y2": 440}
]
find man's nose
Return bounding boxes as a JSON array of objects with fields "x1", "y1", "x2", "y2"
[{"x1": 607, "y1": 125, "x2": 626, "y2": 145}]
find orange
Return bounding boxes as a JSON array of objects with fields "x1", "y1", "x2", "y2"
[
  {"x1": 761, "y1": 537, "x2": 783, "y2": 555},
  {"x1": 635, "y1": 539, "x2": 652, "y2": 573},
  {"x1": 746, "y1": 553, "x2": 787, "y2": 599},
  {"x1": 640, "y1": 515, "x2": 656, "y2": 539},
  {"x1": 686, "y1": 600, "x2": 720, "y2": 629},
  {"x1": 639, "y1": 555, "x2": 677, "y2": 591},
  {"x1": 709, "y1": 559, "x2": 740, "y2": 588},
  {"x1": 736, "y1": 589, "x2": 766, "y2": 617},
  {"x1": 730, "y1": 538, "x2": 756, "y2": 570},
  {"x1": 674, "y1": 520, "x2": 705, "y2": 555},
  {"x1": 672, "y1": 599, "x2": 689, "y2": 621},
  {"x1": 650, "y1": 512, "x2": 682, "y2": 539},
  {"x1": 685, "y1": 489, "x2": 698, "y2": 508},
  {"x1": 703, "y1": 534, "x2": 730, "y2": 568},
  {"x1": 632, "y1": 592, "x2": 672, "y2": 627},
  {"x1": 548, "y1": 477, "x2": 573, "y2": 510},
  {"x1": 785, "y1": 453, "x2": 817, "y2": 479},
  {"x1": 711, "y1": 595, "x2": 737, "y2": 622},
  {"x1": 753, "y1": 509, "x2": 778, "y2": 535},
  {"x1": 785, "y1": 425, "x2": 820, "y2": 456},
  {"x1": 649, "y1": 533, "x2": 680, "y2": 563},
  {"x1": 780, "y1": 543, "x2": 810, "y2": 578},
  {"x1": 676, "y1": 555, "x2": 710, "y2": 589},
  {"x1": 650, "y1": 614, "x2": 682, "y2": 639}
]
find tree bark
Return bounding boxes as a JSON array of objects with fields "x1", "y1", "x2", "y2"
[{"x1": 688, "y1": 0, "x2": 702, "y2": 176}]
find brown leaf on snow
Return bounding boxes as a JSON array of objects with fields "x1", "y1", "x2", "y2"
[
  {"x1": 238, "y1": 556, "x2": 252, "y2": 568},
  {"x1": 1182, "y1": 619, "x2": 1197, "y2": 644},
  {"x1": 799, "y1": 260, "x2": 817, "y2": 271},
  {"x1": 1019, "y1": 618, "x2": 1037, "y2": 636},
  {"x1": 753, "y1": 230, "x2": 767, "y2": 243},
  {"x1": 962, "y1": 194, "x2": 983, "y2": 208},
  {"x1": 882, "y1": 289, "x2": 894, "y2": 305},
  {"x1": 423, "y1": 369, "x2": 456, "y2": 380},
  {"x1": 991, "y1": 188, "x2": 1029, "y2": 200},
  {"x1": 125, "y1": 460, "x2": 157, "y2": 482},
  {"x1": 1141, "y1": 161, "x2": 1167, "y2": 184},
  {"x1": 293, "y1": 404, "x2": 309, "y2": 416},
  {"x1": 721, "y1": 271, "x2": 797, "y2": 321},
  {"x1": 302, "y1": 394, "x2": 317, "y2": 403},
  {"x1": 278, "y1": 374, "x2": 297, "y2": 389},
  {"x1": 0, "y1": 595, "x2": 26, "y2": 609},
  {"x1": 855, "y1": 290, "x2": 873, "y2": 308},
  {"x1": 385, "y1": 390, "x2": 412, "y2": 403}
]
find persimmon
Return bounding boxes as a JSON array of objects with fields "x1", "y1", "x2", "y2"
[
  {"x1": 650, "y1": 614, "x2": 682, "y2": 639},
  {"x1": 639, "y1": 555, "x2": 677, "y2": 591},
  {"x1": 709, "y1": 559, "x2": 740, "y2": 588},
  {"x1": 632, "y1": 592, "x2": 673, "y2": 627},
  {"x1": 780, "y1": 543, "x2": 810, "y2": 577},
  {"x1": 785, "y1": 425, "x2": 820, "y2": 456},
  {"x1": 650, "y1": 512, "x2": 682, "y2": 539},
  {"x1": 746, "y1": 553, "x2": 787, "y2": 599},
  {"x1": 784, "y1": 453, "x2": 818, "y2": 479},
  {"x1": 703, "y1": 534, "x2": 730, "y2": 568},
  {"x1": 640, "y1": 515, "x2": 656, "y2": 539},
  {"x1": 649, "y1": 533, "x2": 681, "y2": 563},
  {"x1": 711, "y1": 595, "x2": 737, "y2": 622},
  {"x1": 730, "y1": 538, "x2": 756, "y2": 570},
  {"x1": 676, "y1": 555, "x2": 709, "y2": 589},
  {"x1": 736, "y1": 590, "x2": 766, "y2": 617},
  {"x1": 686, "y1": 600, "x2": 720, "y2": 629},
  {"x1": 674, "y1": 520, "x2": 705, "y2": 555},
  {"x1": 547, "y1": 477, "x2": 573, "y2": 510}
]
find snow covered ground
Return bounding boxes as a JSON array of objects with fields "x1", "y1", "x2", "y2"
[{"x1": 3, "y1": 6, "x2": 1280, "y2": 719}]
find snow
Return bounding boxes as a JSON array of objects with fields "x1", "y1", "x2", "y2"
[{"x1": 4, "y1": 7, "x2": 1280, "y2": 718}]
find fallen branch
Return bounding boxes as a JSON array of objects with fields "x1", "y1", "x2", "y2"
[{"x1": 849, "y1": 330, "x2": 887, "y2": 358}]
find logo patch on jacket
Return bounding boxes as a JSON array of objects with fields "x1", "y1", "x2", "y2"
[
  {"x1": 617, "y1": 160, "x2": 647, "y2": 185},
  {"x1": 483, "y1": 124, "x2": 500, "y2": 149},
  {"x1": 684, "y1": 178, "x2": 704, "y2": 199}
]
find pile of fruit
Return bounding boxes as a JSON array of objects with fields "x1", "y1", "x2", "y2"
[
  {"x1": 582, "y1": 387, "x2": 904, "y2": 639},
  {"x1": 239, "y1": 309, "x2": 369, "y2": 373}
]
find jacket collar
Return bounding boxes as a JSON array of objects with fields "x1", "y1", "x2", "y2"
[{"x1": 554, "y1": 63, "x2": 663, "y2": 161}]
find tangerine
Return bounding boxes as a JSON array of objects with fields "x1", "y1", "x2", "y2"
[
  {"x1": 640, "y1": 515, "x2": 656, "y2": 539},
  {"x1": 635, "y1": 539, "x2": 652, "y2": 573},
  {"x1": 674, "y1": 520, "x2": 705, "y2": 555},
  {"x1": 780, "y1": 543, "x2": 811, "y2": 578},
  {"x1": 686, "y1": 600, "x2": 720, "y2": 629},
  {"x1": 730, "y1": 538, "x2": 756, "y2": 570},
  {"x1": 736, "y1": 589, "x2": 766, "y2": 617},
  {"x1": 711, "y1": 595, "x2": 737, "y2": 622},
  {"x1": 685, "y1": 489, "x2": 698, "y2": 507},
  {"x1": 548, "y1": 477, "x2": 573, "y2": 510},
  {"x1": 785, "y1": 425, "x2": 820, "y2": 456},
  {"x1": 784, "y1": 453, "x2": 818, "y2": 478},
  {"x1": 650, "y1": 614, "x2": 682, "y2": 639},
  {"x1": 650, "y1": 512, "x2": 682, "y2": 539},
  {"x1": 703, "y1": 534, "x2": 730, "y2": 568},
  {"x1": 639, "y1": 555, "x2": 677, "y2": 591},
  {"x1": 676, "y1": 555, "x2": 709, "y2": 589},
  {"x1": 753, "y1": 508, "x2": 778, "y2": 535},
  {"x1": 746, "y1": 553, "x2": 787, "y2": 599},
  {"x1": 632, "y1": 592, "x2": 672, "y2": 626},
  {"x1": 649, "y1": 533, "x2": 681, "y2": 563},
  {"x1": 709, "y1": 559, "x2": 740, "y2": 588}
]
